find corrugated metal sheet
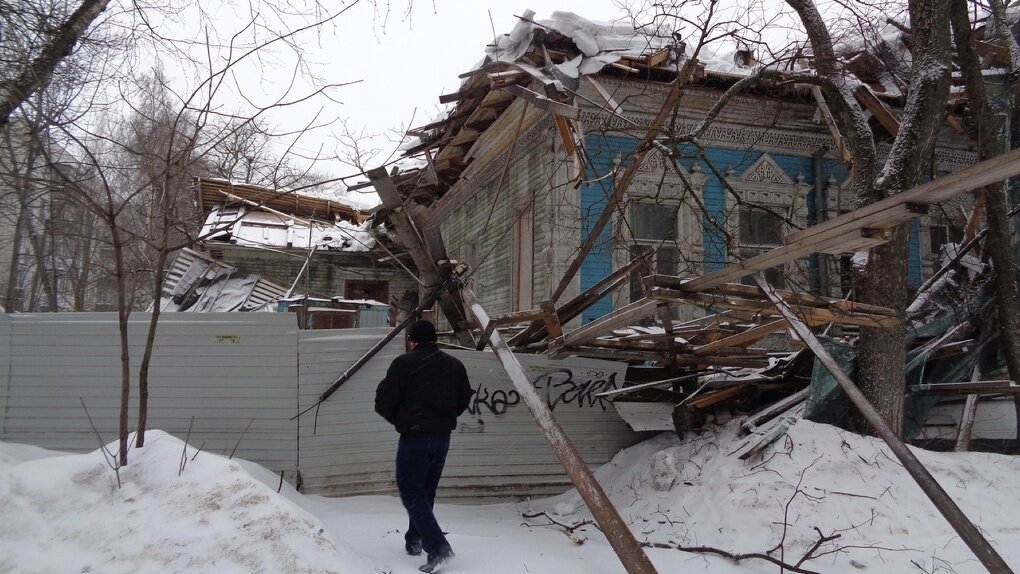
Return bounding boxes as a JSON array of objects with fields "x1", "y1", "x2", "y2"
[
  {"x1": 297, "y1": 328, "x2": 646, "y2": 500},
  {"x1": 1, "y1": 316, "x2": 648, "y2": 500},
  {"x1": 0, "y1": 313, "x2": 299, "y2": 478}
]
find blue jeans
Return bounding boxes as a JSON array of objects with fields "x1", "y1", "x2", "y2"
[{"x1": 396, "y1": 433, "x2": 453, "y2": 559}]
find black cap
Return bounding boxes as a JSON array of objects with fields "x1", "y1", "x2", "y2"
[{"x1": 407, "y1": 319, "x2": 437, "y2": 343}]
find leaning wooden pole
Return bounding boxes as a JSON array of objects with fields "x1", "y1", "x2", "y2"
[
  {"x1": 752, "y1": 275, "x2": 1013, "y2": 574},
  {"x1": 460, "y1": 285, "x2": 659, "y2": 574}
]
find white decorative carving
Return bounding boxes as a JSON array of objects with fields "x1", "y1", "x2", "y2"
[{"x1": 741, "y1": 154, "x2": 794, "y2": 184}]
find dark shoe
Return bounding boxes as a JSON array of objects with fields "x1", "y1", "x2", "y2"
[
  {"x1": 418, "y1": 549, "x2": 454, "y2": 573},
  {"x1": 405, "y1": 538, "x2": 422, "y2": 556}
]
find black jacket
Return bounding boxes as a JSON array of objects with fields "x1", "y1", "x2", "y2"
[{"x1": 375, "y1": 343, "x2": 473, "y2": 435}]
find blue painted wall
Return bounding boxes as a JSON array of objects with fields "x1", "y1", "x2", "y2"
[{"x1": 578, "y1": 133, "x2": 923, "y2": 321}]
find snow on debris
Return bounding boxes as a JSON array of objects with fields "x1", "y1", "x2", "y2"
[
  {"x1": 0, "y1": 431, "x2": 373, "y2": 574},
  {"x1": 4, "y1": 423, "x2": 1019, "y2": 573},
  {"x1": 487, "y1": 10, "x2": 670, "y2": 78},
  {"x1": 537, "y1": 419, "x2": 1020, "y2": 572},
  {"x1": 201, "y1": 208, "x2": 375, "y2": 252}
]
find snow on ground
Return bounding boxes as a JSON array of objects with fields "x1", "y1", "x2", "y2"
[{"x1": 2, "y1": 422, "x2": 1019, "y2": 573}]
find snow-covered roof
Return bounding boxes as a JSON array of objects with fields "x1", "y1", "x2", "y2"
[{"x1": 201, "y1": 207, "x2": 375, "y2": 252}]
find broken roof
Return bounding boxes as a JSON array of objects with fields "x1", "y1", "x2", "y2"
[{"x1": 195, "y1": 178, "x2": 376, "y2": 253}]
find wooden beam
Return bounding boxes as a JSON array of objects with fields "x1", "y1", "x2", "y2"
[
  {"x1": 692, "y1": 319, "x2": 790, "y2": 356},
  {"x1": 552, "y1": 298, "x2": 661, "y2": 349},
  {"x1": 503, "y1": 83, "x2": 580, "y2": 119},
  {"x1": 854, "y1": 85, "x2": 900, "y2": 136},
  {"x1": 810, "y1": 86, "x2": 851, "y2": 162},
  {"x1": 460, "y1": 286, "x2": 660, "y2": 574},
  {"x1": 368, "y1": 168, "x2": 475, "y2": 347},
  {"x1": 955, "y1": 394, "x2": 980, "y2": 452},
  {"x1": 752, "y1": 274, "x2": 1012, "y2": 573}
]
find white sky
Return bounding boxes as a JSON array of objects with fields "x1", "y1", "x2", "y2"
[{"x1": 275, "y1": 1, "x2": 635, "y2": 179}]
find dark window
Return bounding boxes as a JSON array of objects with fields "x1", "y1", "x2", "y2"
[
  {"x1": 345, "y1": 280, "x2": 388, "y2": 303},
  {"x1": 929, "y1": 225, "x2": 949, "y2": 256},
  {"x1": 739, "y1": 207, "x2": 783, "y2": 246},
  {"x1": 631, "y1": 202, "x2": 678, "y2": 241}
]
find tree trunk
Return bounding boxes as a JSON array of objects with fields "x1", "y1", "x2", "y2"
[
  {"x1": 110, "y1": 217, "x2": 131, "y2": 466},
  {"x1": 950, "y1": 0, "x2": 1020, "y2": 404},
  {"x1": 0, "y1": 0, "x2": 112, "y2": 124},
  {"x1": 857, "y1": 0, "x2": 953, "y2": 437}
]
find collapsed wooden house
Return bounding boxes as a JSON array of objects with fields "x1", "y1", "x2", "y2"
[
  {"x1": 356, "y1": 10, "x2": 1020, "y2": 442},
  {"x1": 167, "y1": 178, "x2": 420, "y2": 323}
]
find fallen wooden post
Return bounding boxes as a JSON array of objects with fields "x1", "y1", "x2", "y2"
[
  {"x1": 955, "y1": 394, "x2": 980, "y2": 452},
  {"x1": 752, "y1": 274, "x2": 1013, "y2": 573},
  {"x1": 460, "y1": 285, "x2": 659, "y2": 574}
]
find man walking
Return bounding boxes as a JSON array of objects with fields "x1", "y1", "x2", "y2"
[{"x1": 375, "y1": 319, "x2": 473, "y2": 573}]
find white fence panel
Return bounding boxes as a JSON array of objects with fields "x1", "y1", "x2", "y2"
[
  {"x1": 296, "y1": 329, "x2": 646, "y2": 499},
  {"x1": 0, "y1": 313, "x2": 298, "y2": 477}
]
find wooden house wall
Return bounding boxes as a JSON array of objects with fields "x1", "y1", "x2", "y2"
[
  {"x1": 0, "y1": 313, "x2": 300, "y2": 479},
  {"x1": 571, "y1": 76, "x2": 976, "y2": 321},
  {"x1": 214, "y1": 246, "x2": 418, "y2": 303},
  {"x1": 297, "y1": 327, "x2": 644, "y2": 500},
  {"x1": 437, "y1": 100, "x2": 562, "y2": 322}
]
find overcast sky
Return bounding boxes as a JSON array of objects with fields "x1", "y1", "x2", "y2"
[{"x1": 282, "y1": 1, "x2": 634, "y2": 181}]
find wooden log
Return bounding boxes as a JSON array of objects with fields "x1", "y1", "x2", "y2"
[
  {"x1": 741, "y1": 387, "x2": 810, "y2": 434},
  {"x1": 955, "y1": 394, "x2": 980, "y2": 452},
  {"x1": 461, "y1": 286, "x2": 660, "y2": 574},
  {"x1": 752, "y1": 274, "x2": 1012, "y2": 573}
]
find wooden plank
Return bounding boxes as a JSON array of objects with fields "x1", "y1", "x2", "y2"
[
  {"x1": 585, "y1": 76, "x2": 624, "y2": 115},
  {"x1": 681, "y1": 201, "x2": 933, "y2": 291},
  {"x1": 752, "y1": 274, "x2": 1012, "y2": 573},
  {"x1": 684, "y1": 382, "x2": 755, "y2": 410},
  {"x1": 460, "y1": 286, "x2": 660, "y2": 574},
  {"x1": 692, "y1": 319, "x2": 790, "y2": 356},
  {"x1": 954, "y1": 394, "x2": 980, "y2": 452},
  {"x1": 811, "y1": 86, "x2": 850, "y2": 162},
  {"x1": 816, "y1": 227, "x2": 892, "y2": 254},
  {"x1": 540, "y1": 300, "x2": 562, "y2": 340},
  {"x1": 680, "y1": 147, "x2": 1020, "y2": 293},
  {"x1": 554, "y1": 298, "x2": 661, "y2": 349},
  {"x1": 741, "y1": 387, "x2": 810, "y2": 434},
  {"x1": 503, "y1": 84, "x2": 580, "y2": 119},
  {"x1": 854, "y1": 85, "x2": 900, "y2": 136},
  {"x1": 509, "y1": 252, "x2": 651, "y2": 347},
  {"x1": 651, "y1": 288, "x2": 901, "y2": 329}
]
